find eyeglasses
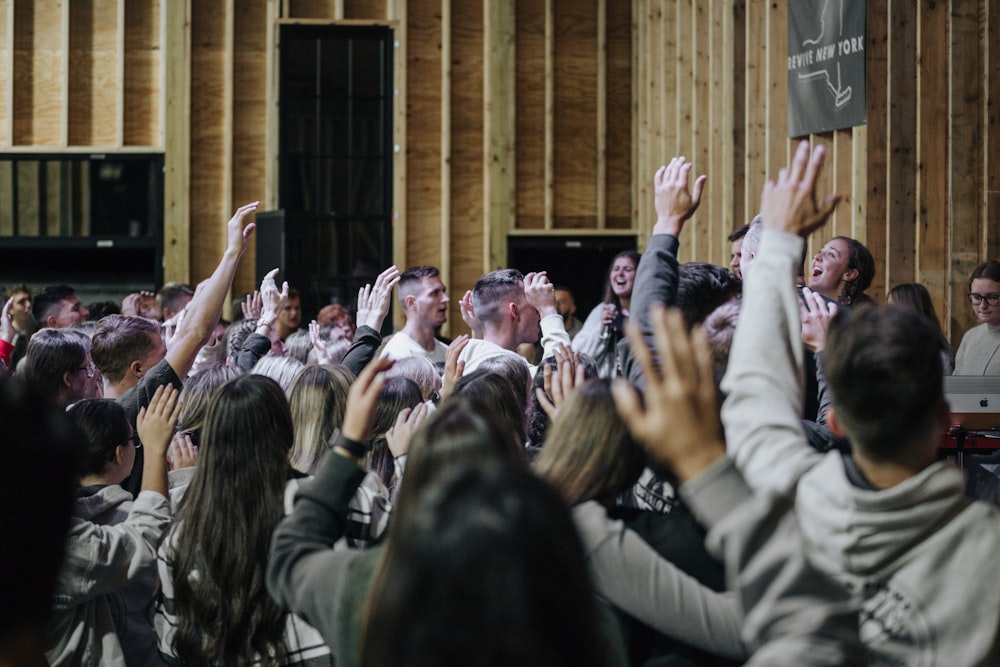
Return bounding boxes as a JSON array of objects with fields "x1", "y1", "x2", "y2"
[
  {"x1": 78, "y1": 361, "x2": 97, "y2": 378},
  {"x1": 968, "y1": 293, "x2": 1000, "y2": 306}
]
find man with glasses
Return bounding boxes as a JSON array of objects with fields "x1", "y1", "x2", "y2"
[{"x1": 955, "y1": 260, "x2": 1000, "y2": 375}]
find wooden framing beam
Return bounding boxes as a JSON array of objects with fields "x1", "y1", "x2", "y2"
[
  {"x1": 595, "y1": 0, "x2": 606, "y2": 229},
  {"x1": 543, "y1": 0, "x2": 553, "y2": 230},
  {"x1": 116, "y1": 0, "x2": 125, "y2": 147},
  {"x1": 484, "y1": 0, "x2": 514, "y2": 270},
  {"x1": 265, "y1": 0, "x2": 280, "y2": 209},
  {"x1": 162, "y1": 0, "x2": 191, "y2": 282},
  {"x1": 60, "y1": 0, "x2": 69, "y2": 146},
  {"x1": 440, "y1": 0, "x2": 452, "y2": 274}
]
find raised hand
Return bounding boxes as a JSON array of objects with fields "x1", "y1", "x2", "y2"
[
  {"x1": 0, "y1": 297, "x2": 14, "y2": 344},
  {"x1": 309, "y1": 320, "x2": 332, "y2": 364},
  {"x1": 167, "y1": 432, "x2": 199, "y2": 471},
  {"x1": 612, "y1": 306, "x2": 725, "y2": 482},
  {"x1": 242, "y1": 290, "x2": 263, "y2": 320},
  {"x1": 459, "y1": 290, "x2": 483, "y2": 339},
  {"x1": 226, "y1": 201, "x2": 259, "y2": 256},
  {"x1": 759, "y1": 140, "x2": 840, "y2": 238},
  {"x1": 523, "y1": 271, "x2": 558, "y2": 318},
  {"x1": 441, "y1": 334, "x2": 470, "y2": 398},
  {"x1": 356, "y1": 266, "x2": 401, "y2": 331},
  {"x1": 137, "y1": 384, "x2": 182, "y2": 459},
  {"x1": 386, "y1": 402, "x2": 430, "y2": 459},
  {"x1": 799, "y1": 287, "x2": 838, "y2": 353},
  {"x1": 653, "y1": 156, "x2": 707, "y2": 236},
  {"x1": 259, "y1": 268, "x2": 288, "y2": 326},
  {"x1": 535, "y1": 344, "x2": 586, "y2": 418}
]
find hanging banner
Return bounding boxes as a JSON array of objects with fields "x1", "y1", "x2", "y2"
[{"x1": 787, "y1": 0, "x2": 866, "y2": 137}]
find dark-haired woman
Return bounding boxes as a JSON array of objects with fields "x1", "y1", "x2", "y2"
[{"x1": 154, "y1": 375, "x2": 334, "y2": 666}]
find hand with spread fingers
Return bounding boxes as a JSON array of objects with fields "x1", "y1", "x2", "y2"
[
  {"x1": 612, "y1": 306, "x2": 725, "y2": 482},
  {"x1": 759, "y1": 140, "x2": 841, "y2": 238},
  {"x1": 309, "y1": 320, "x2": 332, "y2": 365},
  {"x1": 536, "y1": 344, "x2": 586, "y2": 419},
  {"x1": 653, "y1": 156, "x2": 708, "y2": 237},
  {"x1": 242, "y1": 290, "x2": 263, "y2": 320},
  {"x1": 356, "y1": 266, "x2": 401, "y2": 331}
]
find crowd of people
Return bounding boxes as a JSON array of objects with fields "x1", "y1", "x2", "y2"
[{"x1": 3, "y1": 144, "x2": 1000, "y2": 666}]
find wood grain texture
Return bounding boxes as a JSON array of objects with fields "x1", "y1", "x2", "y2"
[
  {"x1": 514, "y1": 0, "x2": 545, "y2": 230},
  {"x1": 124, "y1": 0, "x2": 160, "y2": 147}
]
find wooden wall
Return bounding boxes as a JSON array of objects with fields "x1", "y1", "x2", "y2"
[{"x1": 2, "y1": 0, "x2": 997, "y2": 344}]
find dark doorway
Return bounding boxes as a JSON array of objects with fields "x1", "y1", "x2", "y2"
[{"x1": 507, "y1": 235, "x2": 638, "y2": 318}]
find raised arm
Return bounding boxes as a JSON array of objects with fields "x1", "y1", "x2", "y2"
[
  {"x1": 622, "y1": 158, "x2": 705, "y2": 385},
  {"x1": 166, "y1": 202, "x2": 258, "y2": 379},
  {"x1": 721, "y1": 141, "x2": 840, "y2": 494},
  {"x1": 525, "y1": 271, "x2": 571, "y2": 358}
]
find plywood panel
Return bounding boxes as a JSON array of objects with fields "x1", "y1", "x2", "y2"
[
  {"x1": 405, "y1": 0, "x2": 443, "y2": 270},
  {"x1": 916, "y1": 0, "x2": 949, "y2": 322},
  {"x1": 189, "y1": 1, "x2": 228, "y2": 281},
  {"x1": 484, "y1": 0, "x2": 514, "y2": 269},
  {"x1": 831, "y1": 131, "x2": 853, "y2": 241},
  {"x1": 742, "y1": 0, "x2": 766, "y2": 219},
  {"x1": 449, "y1": 0, "x2": 484, "y2": 281},
  {"x1": 287, "y1": 0, "x2": 337, "y2": 18},
  {"x1": 514, "y1": 1, "x2": 545, "y2": 229},
  {"x1": 232, "y1": 0, "x2": 268, "y2": 297},
  {"x1": 864, "y1": 0, "x2": 888, "y2": 308},
  {"x1": 345, "y1": 0, "x2": 386, "y2": 20},
  {"x1": 727, "y1": 0, "x2": 746, "y2": 230},
  {"x1": 949, "y1": 0, "x2": 984, "y2": 342},
  {"x1": 986, "y1": 0, "x2": 1000, "y2": 264},
  {"x1": 124, "y1": 0, "x2": 161, "y2": 146},
  {"x1": 674, "y1": 0, "x2": 691, "y2": 162},
  {"x1": 13, "y1": 2, "x2": 64, "y2": 146},
  {"x1": 66, "y1": 0, "x2": 119, "y2": 146},
  {"x1": 690, "y1": 0, "x2": 710, "y2": 260},
  {"x1": 885, "y1": 0, "x2": 916, "y2": 289},
  {"x1": 604, "y1": 0, "x2": 630, "y2": 229},
  {"x1": 553, "y1": 0, "x2": 597, "y2": 229},
  {"x1": 764, "y1": 0, "x2": 787, "y2": 178},
  {"x1": 0, "y1": 0, "x2": 10, "y2": 147}
]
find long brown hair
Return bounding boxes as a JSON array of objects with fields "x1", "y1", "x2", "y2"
[
  {"x1": 535, "y1": 378, "x2": 645, "y2": 506},
  {"x1": 168, "y1": 374, "x2": 293, "y2": 666}
]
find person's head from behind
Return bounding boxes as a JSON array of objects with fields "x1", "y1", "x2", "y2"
[
  {"x1": 535, "y1": 378, "x2": 645, "y2": 506},
  {"x1": 966, "y1": 260, "x2": 1000, "y2": 329},
  {"x1": 0, "y1": 377, "x2": 79, "y2": 659},
  {"x1": 887, "y1": 283, "x2": 941, "y2": 327},
  {"x1": 171, "y1": 373, "x2": 292, "y2": 665},
  {"x1": 284, "y1": 330, "x2": 313, "y2": 364},
  {"x1": 90, "y1": 314, "x2": 165, "y2": 388},
  {"x1": 366, "y1": 377, "x2": 425, "y2": 487},
  {"x1": 177, "y1": 362, "x2": 242, "y2": 447},
  {"x1": 824, "y1": 305, "x2": 946, "y2": 463},
  {"x1": 68, "y1": 399, "x2": 135, "y2": 485},
  {"x1": 360, "y1": 463, "x2": 608, "y2": 667},
  {"x1": 23, "y1": 328, "x2": 90, "y2": 407},
  {"x1": 250, "y1": 354, "x2": 304, "y2": 395},
  {"x1": 477, "y1": 354, "x2": 532, "y2": 415},
  {"x1": 702, "y1": 299, "x2": 742, "y2": 382},
  {"x1": 32, "y1": 285, "x2": 89, "y2": 329},
  {"x1": 451, "y1": 368, "x2": 528, "y2": 446},
  {"x1": 287, "y1": 364, "x2": 355, "y2": 474},
  {"x1": 677, "y1": 262, "x2": 741, "y2": 329},
  {"x1": 738, "y1": 215, "x2": 763, "y2": 282},
  {"x1": 398, "y1": 265, "x2": 449, "y2": 330},
  {"x1": 385, "y1": 356, "x2": 440, "y2": 402},
  {"x1": 158, "y1": 282, "x2": 194, "y2": 321}
]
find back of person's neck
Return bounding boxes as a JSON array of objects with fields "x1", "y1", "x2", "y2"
[
  {"x1": 105, "y1": 375, "x2": 136, "y2": 399},
  {"x1": 851, "y1": 444, "x2": 938, "y2": 490},
  {"x1": 482, "y1": 325, "x2": 517, "y2": 352}
]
